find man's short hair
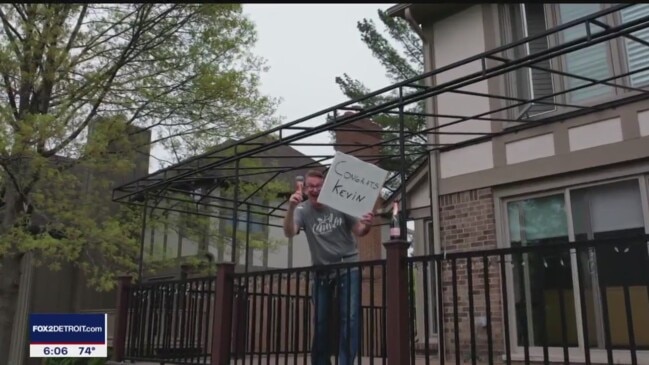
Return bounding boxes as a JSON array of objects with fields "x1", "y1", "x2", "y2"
[{"x1": 305, "y1": 169, "x2": 324, "y2": 179}]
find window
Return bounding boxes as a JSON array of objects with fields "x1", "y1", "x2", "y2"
[
  {"x1": 557, "y1": 4, "x2": 613, "y2": 103},
  {"x1": 145, "y1": 212, "x2": 183, "y2": 261},
  {"x1": 501, "y1": 4, "x2": 649, "y2": 120},
  {"x1": 620, "y1": 4, "x2": 649, "y2": 86},
  {"x1": 503, "y1": 178, "x2": 649, "y2": 351},
  {"x1": 503, "y1": 3, "x2": 556, "y2": 118},
  {"x1": 507, "y1": 194, "x2": 576, "y2": 347},
  {"x1": 570, "y1": 179, "x2": 647, "y2": 349},
  {"x1": 223, "y1": 199, "x2": 267, "y2": 234}
]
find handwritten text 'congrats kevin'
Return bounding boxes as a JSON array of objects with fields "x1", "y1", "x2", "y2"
[{"x1": 330, "y1": 160, "x2": 381, "y2": 203}]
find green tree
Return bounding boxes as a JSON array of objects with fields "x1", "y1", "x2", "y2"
[
  {"x1": 334, "y1": 9, "x2": 425, "y2": 188},
  {"x1": 0, "y1": 4, "x2": 280, "y2": 360}
]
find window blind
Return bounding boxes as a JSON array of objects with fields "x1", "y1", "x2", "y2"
[
  {"x1": 523, "y1": 3, "x2": 555, "y2": 116},
  {"x1": 559, "y1": 4, "x2": 612, "y2": 103},
  {"x1": 621, "y1": 4, "x2": 649, "y2": 87}
]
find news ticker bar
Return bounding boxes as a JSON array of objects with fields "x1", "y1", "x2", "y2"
[
  {"x1": 30, "y1": 345, "x2": 107, "y2": 358},
  {"x1": 29, "y1": 313, "x2": 107, "y2": 358}
]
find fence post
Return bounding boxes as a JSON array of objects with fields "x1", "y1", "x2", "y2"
[
  {"x1": 383, "y1": 239, "x2": 410, "y2": 365},
  {"x1": 112, "y1": 275, "x2": 132, "y2": 362},
  {"x1": 211, "y1": 263, "x2": 235, "y2": 365},
  {"x1": 231, "y1": 284, "x2": 247, "y2": 359}
]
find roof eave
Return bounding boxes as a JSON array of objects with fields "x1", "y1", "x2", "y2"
[{"x1": 385, "y1": 3, "x2": 411, "y2": 19}]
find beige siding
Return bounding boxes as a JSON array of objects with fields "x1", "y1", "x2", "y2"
[
  {"x1": 414, "y1": 4, "x2": 649, "y2": 194},
  {"x1": 506, "y1": 133, "x2": 555, "y2": 165},
  {"x1": 440, "y1": 141, "x2": 494, "y2": 178},
  {"x1": 409, "y1": 175, "x2": 432, "y2": 212},
  {"x1": 635, "y1": 109, "x2": 649, "y2": 137},
  {"x1": 431, "y1": 5, "x2": 495, "y2": 179},
  {"x1": 439, "y1": 97, "x2": 649, "y2": 195},
  {"x1": 568, "y1": 117, "x2": 624, "y2": 152},
  {"x1": 432, "y1": 5, "x2": 490, "y2": 147}
]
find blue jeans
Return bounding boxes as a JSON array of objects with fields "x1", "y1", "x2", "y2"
[{"x1": 311, "y1": 268, "x2": 360, "y2": 365}]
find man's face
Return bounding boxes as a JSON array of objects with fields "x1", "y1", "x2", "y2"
[{"x1": 304, "y1": 176, "x2": 323, "y2": 201}]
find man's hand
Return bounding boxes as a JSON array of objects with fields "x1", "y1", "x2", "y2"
[
  {"x1": 360, "y1": 212, "x2": 374, "y2": 226},
  {"x1": 284, "y1": 191, "x2": 303, "y2": 238},
  {"x1": 288, "y1": 191, "x2": 303, "y2": 208},
  {"x1": 353, "y1": 211, "x2": 374, "y2": 237}
]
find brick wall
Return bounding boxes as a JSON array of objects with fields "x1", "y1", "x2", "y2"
[
  {"x1": 332, "y1": 111, "x2": 383, "y2": 166},
  {"x1": 440, "y1": 188, "x2": 497, "y2": 253},
  {"x1": 438, "y1": 187, "x2": 505, "y2": 363}
]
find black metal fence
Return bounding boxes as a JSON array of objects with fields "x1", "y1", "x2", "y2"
[
  {"x1": 360, "y1": 304, "x2": 386, "y2": 359},
  {"x1": 122, "y1": 276, "x2": 216, "y2": 364},
  {"x1": 230, "y1": 259, "x2": 387, "y2": 364},
  {"x1": 406, "y1": 234, "x2": 649, "y2": 365},
  {"x1": 115, "y1": 235, "x2": 649, "y2": 365},
  {"x1": 406, "y1": 259, "x2": 440, "y2": 365}
]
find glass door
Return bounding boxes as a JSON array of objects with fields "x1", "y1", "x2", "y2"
[
  {"x1": 504, "y1": 177, "x2": 649, "y2": 353},
  {"x1": 570, "y1": 179, "x2": 649, "y2": 349},
  {"x1": 507, "y1": 193, "x2": 577, "y2": 348}
]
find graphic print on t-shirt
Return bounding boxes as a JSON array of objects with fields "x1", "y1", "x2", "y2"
[{"x1": 312, "y1": 212, "x2": 343, "y2": 235}]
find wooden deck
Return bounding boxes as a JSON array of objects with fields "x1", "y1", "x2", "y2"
[
  {"x1": 110, "y1": 355, "x2": 390, "y2": 364},
  {"x1": 107, "y1": 354, "x2": 491, "y2": 365}
]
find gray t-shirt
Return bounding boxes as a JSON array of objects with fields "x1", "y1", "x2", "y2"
[{"x1": 293, "y1": 202, "x2": 359, "y2": 266}]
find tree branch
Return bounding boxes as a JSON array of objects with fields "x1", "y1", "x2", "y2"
[
  {"x1": 42, "y1": 5, "x2": 171, "y2": 158},
  {"x1": 0, "y1": 161, "x2": 31, "y2": 209},
  {"x1": 0, "y1": 7, "x2": 24, "y2": 58},
  {"x1": 10, "y1": 4, "x2": 27, "y2": 23},
  {"x1": 1, "y1": 72, "x2": 20, "y2": 126},
  {"x1": 63, "y1": 4, "x2": 87, "y2": 54},
  {"x1": 65, "y1": 9, "x2": 137, "y2": 69}
]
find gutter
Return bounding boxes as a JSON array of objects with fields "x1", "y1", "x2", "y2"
[
  {"x1": 404, "y1": 8, "x2": 425, "y2": 40},
  {"x1": 411, "y1": 16, "x2": 442, "y2": 260},
  {"x1": 386, "y1": 3, "x2": 424, "y2": 40},
  {"x1": 385, "y1": 3, "x2": 411, "y2": 18},
  {"x1": 392, "y1": 6, "x2": 441, "y2": 257},
  {"x1": 391, "y1": 6, "x2": 442, "y2": 349}
]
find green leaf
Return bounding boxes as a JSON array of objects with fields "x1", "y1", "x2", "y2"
[{"x1": 0, "y1": 4, "x2": 283, "y2": 357}]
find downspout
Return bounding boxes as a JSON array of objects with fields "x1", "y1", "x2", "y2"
[
  {"x1": 404, "y1": 8, "x2": 426, "y2": 41},
  {"x1": 403, "y1": 8, "x2": 441, "y2": 259},
  {"x1": 402, "y1": 8, "x2": 443, "y2": 352}
]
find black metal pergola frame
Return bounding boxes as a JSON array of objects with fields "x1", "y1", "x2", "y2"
[{"x1": 112, "y1": 4, "x2": 649, "y2": 275}]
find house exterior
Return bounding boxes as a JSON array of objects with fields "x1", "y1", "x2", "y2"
[
  {"x1": 112, "y1": 116, "x2": 393, "y2": 360},
  {"x1": 139, "y1": 142, "x2": 321, "y2": 279},
  {"x1": 139, "y1": 116, "x2": 393, "y2": 278},
  {"x1": 388, "y1": 2, "x2": 649, "y2": 363}
]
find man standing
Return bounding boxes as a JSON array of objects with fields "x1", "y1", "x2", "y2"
[{"x1": 283, "y1": 169, "x2": 374, "y2": 365}]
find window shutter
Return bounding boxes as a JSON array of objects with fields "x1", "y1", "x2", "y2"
[
  {"x1": 621, "y1": 4, "x2": 649, "y2": 87},
  {"x1": 524, "y1": 3, "x2": 555, "y2": 116},
  {"x1": 558, "y1": 4, "x2": 613, "y2": 103}
]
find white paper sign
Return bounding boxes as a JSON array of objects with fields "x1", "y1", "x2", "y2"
[{"x1": 317, "y1": 151, "x2": 389, "y2": 218}]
